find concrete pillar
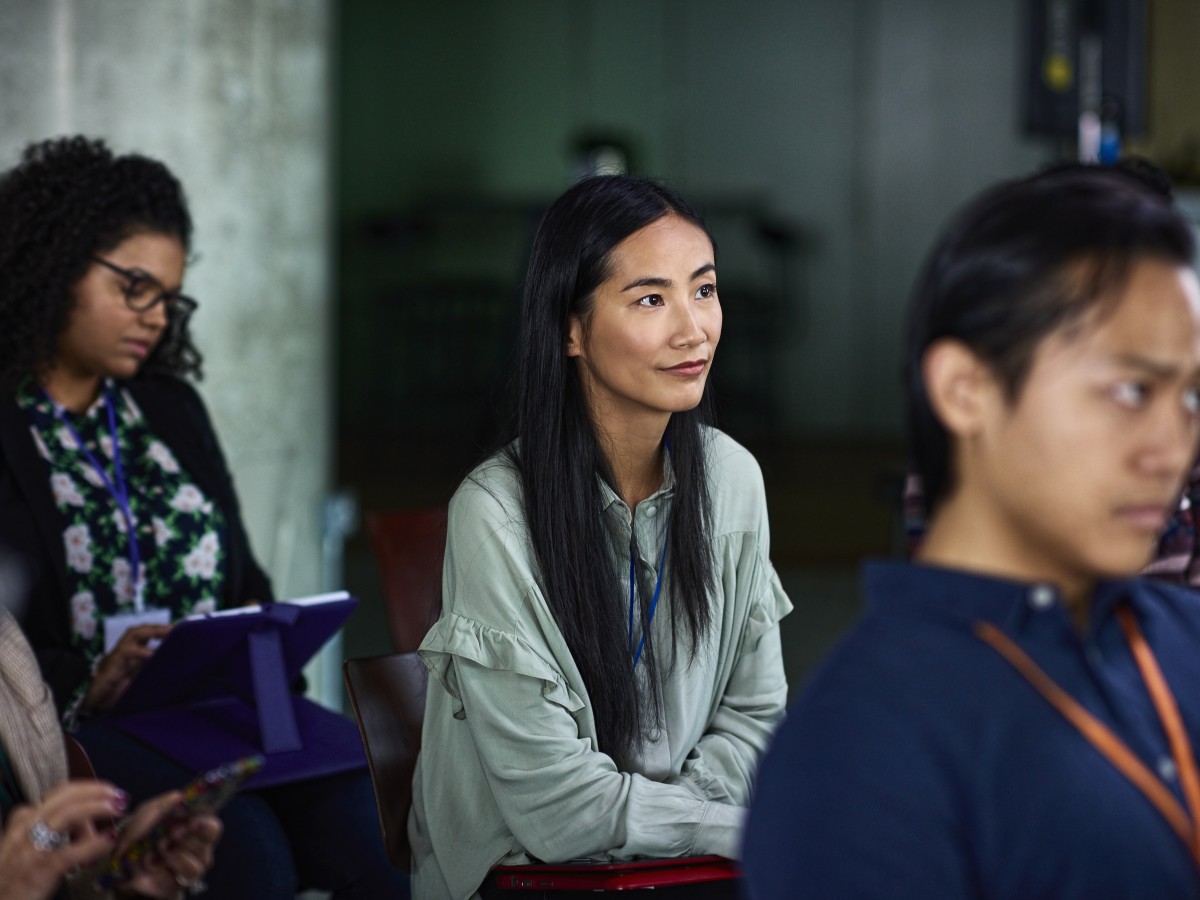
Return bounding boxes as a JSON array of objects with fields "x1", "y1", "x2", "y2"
[{"x1": 0, "y1": 1, "x2": 337, "y2": 699}]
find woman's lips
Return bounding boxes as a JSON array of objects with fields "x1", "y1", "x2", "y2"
[
  {"x1": 1117, "y1": 505, "x2": 1170, "y2": 533},
  {"x1": 663, "y1": 360, "x2": 707, "y2": 377},
  {"x1": 123, "y1": 339, "x2": 152, "y2": 359}
]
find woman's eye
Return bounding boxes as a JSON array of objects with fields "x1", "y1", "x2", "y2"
[
  {"x1": 636, "y1": 294, "x2": 664, "y2": 308},
  {"x1": 125, "y1": 276, "x2": 153, "y2": 298},
  {"x1": 1184, "y1": 387, "x2": 1200, "y2": 416},
  {"x1": 1111, "y1": 381, "x2": 1149, "y2": 408},
  {"x1": 695, "y1": 283, "x2": 717, "y2": 300}
]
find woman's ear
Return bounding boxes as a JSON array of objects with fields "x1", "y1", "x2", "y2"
[
  {"x1": 922, "y1": 339, "x2": 994, "y2": 438},
  {"x1": 566, "y1": 315, "x2": 583, "y2": 358}
]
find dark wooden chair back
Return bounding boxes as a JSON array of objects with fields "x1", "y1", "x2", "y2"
[
  {"x1": 64, "y1": 733, "x2": 96, "y2": 780},
  {"x1": 343, "y1": 652, "x2": 428, "y2": 872},
  {"x1": 364, "y1": 507, "x2": 448, "y2": 652}
]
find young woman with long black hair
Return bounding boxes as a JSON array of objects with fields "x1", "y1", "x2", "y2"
[{"x1": 409, "y1": 175, "x2": 792, "y2": 899}]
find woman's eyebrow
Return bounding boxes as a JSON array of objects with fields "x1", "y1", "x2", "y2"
[
  {"x1": 126, "y1": 267, "x2": 185, "y2": 294},
  {"x1": 116, "y1": 265, "x2": 166, "y2": 288},
  {"x1": 621, "y1": 275, "x2": 671, "y2": 292},
  {"x1": 620, "y1": 264, "x2": 716, "y2": 293}
]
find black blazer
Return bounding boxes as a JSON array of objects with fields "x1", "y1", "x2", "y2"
[{"x1": 0, "y1": 375, "x2": 274, "y2": 713}]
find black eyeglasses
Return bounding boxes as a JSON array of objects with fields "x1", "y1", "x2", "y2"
[{"x1": 91, "y1": 256, "x2": 198, "y2": 319}]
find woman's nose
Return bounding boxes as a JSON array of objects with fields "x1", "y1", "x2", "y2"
[
  {"x1": 139, "y1": 299, "x2": 169, "y2": 330},
  {"x1": 671, "y1": 300, "x2": 705, "y2": 348}
]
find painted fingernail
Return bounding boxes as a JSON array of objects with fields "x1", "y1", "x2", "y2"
[{"x1": 111, "y1": 790, "x2": 128, "y2": 812}]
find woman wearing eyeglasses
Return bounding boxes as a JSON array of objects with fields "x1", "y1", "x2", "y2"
[{"x1": 0, "y1": 136, "x2": 406, "y2": 899}]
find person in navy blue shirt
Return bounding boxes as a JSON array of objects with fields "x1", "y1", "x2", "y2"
[{"x1": 743, "y1": 163, "x2": 1200, "y2": 899}]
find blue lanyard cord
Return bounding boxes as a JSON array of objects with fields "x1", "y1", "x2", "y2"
[
  {"x1": 628, "y1": 522, "x2": 669, "y2": 670},
  {"x1": 49, "y1": 386, "x2": 142, "y2": 611}
]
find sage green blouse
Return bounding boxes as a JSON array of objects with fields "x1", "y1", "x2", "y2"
[{"x1": 409, "y1": 428, "x2": 792, "y2": 900}]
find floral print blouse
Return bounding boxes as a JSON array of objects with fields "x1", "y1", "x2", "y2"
[{"x1": 18, "y1": 380, "x2": 228, "y2": 674}]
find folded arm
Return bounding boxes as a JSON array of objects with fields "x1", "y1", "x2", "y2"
[{"x1": 453, "y1": 654, "x2": 744, "y2": 862}]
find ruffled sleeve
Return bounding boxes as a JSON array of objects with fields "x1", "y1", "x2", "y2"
[
  {"x1": 421, "y1": 610, "x2": 585, "y2": 719},
  {"x1": 743, "y1": 556, "x2": 793, "y2": 650}
]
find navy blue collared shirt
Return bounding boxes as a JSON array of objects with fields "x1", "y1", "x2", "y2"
[{"x1": 742, "y1": 561, "x2": 1200, "y2": 899}]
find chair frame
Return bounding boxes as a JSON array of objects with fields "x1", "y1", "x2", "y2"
[{"x1": 342, "y1": 651, "x2": 428, "y2": 872}]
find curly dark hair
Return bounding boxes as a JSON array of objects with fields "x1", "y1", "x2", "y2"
[{"x1": 0, "y1": 135, "x2": 202, "y2": 395}]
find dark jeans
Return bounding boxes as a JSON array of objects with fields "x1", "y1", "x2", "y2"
[{"x1": 77, "y1": 722, "x2": 410, "y2": 899}]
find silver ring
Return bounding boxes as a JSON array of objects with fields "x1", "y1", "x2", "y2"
[
  {"x1": 174, "y1": 874, "x2": 207, "y2": 895},
  {"x1": 29, "y1": 819, "x2": 69, "y2": 852}
]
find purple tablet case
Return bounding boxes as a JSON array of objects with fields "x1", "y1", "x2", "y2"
[{"x1": 108, "y1": 593, "x2": 366, "y2": 788}]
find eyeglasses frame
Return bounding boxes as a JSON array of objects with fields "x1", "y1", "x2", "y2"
[{"x1": 90, "y1": 255, "x2": 198, "y2": 320}]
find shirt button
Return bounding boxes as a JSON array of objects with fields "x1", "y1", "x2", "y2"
[
  {"x1": 644, "y1": 505, "x2": 658, "y2": 518},
  {"x1": 1029, "y1": 585, "x2": 1055, "y2": 610},
  {"x1": 1159, "y1": 756, "x2": 1178, "y2": 781}
]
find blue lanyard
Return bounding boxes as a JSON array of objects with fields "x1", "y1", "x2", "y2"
[
  {"x1": 628, "y1": 521, "x2": 668, "y2": 669},
  {"x1": 48, "y1": 385, "x2": 143, "y2": 611}
]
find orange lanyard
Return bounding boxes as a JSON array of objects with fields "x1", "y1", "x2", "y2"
[{"x1": 975, "y1": 607, "x2": 1200, "y2": 869}]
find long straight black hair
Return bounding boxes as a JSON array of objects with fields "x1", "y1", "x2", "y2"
[{"x1": 508, "y1": 174, "x2": 717, "y2": 764}]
